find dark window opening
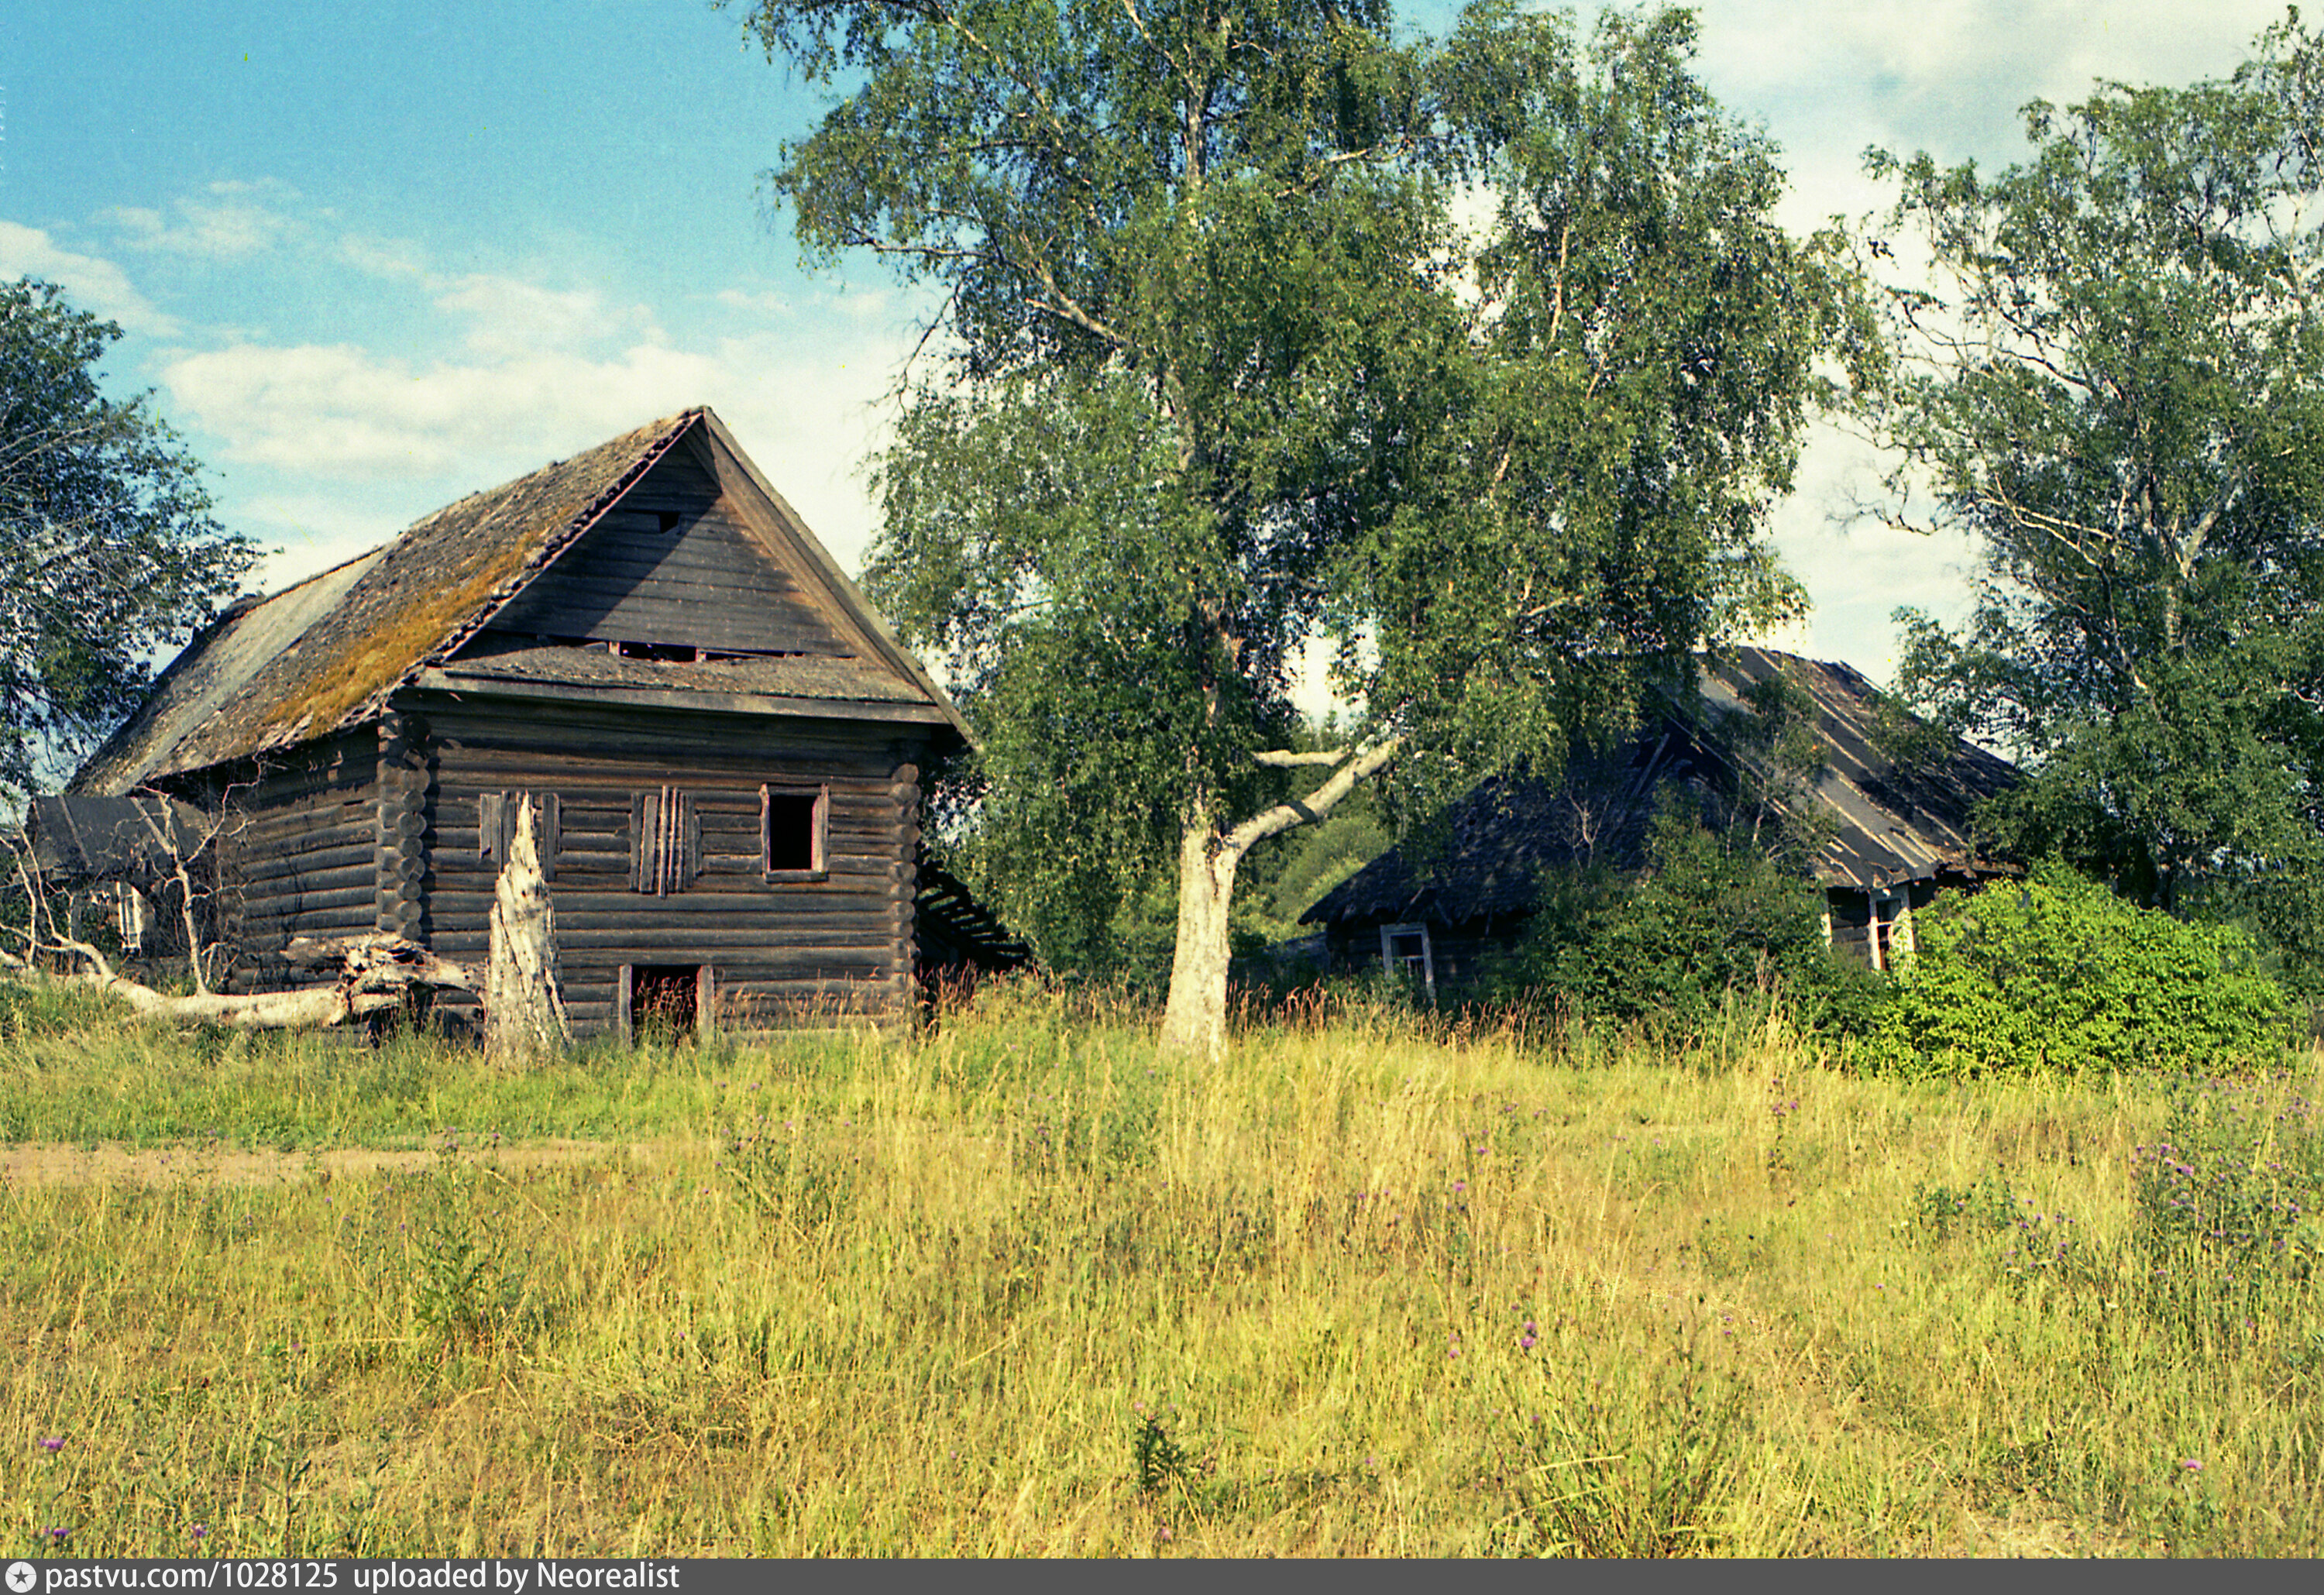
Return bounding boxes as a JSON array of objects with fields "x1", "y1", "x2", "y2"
[
  {"x1": 613, "y1": 640, "x2": 700, "y2": 662},
  {"x1": 624, "y1": 963, "x2": 709, "y2": 1043},
  {"x1": 1380, "y1": 921, "x2": 1438, "y2": 1006},
  {"x1": 656, "y1": 510, "x2": 683, "y2": 535},
  {"x1": 762, "y1": 784, "x2": 829, "y2": 879}
]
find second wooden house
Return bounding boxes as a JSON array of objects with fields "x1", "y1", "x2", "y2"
[
  {"x1": 1301, "y1": 648, "x2": 2023, "y2": 997},
  {"x1": 68, "y1": 407, "x2": 1013, "y2": 1036}
]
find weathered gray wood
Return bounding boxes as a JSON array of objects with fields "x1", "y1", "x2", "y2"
[
  {"x1": 486, "y1": 794, "x2": 569, "y2": 1060},
  {"x1": 485, "y1": 460, "x2": 849, "y2": 654},
  {"x1": 232, "y1": 847, "x2": 377, "y2": 890}
]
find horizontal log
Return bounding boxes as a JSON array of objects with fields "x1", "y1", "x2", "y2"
[
  {"x1": 232, "y1": 911, "x2": 379, "y2": 944},
  {"x1": 234, "y1": 883, "x2": 380, "y2": 916},
  {"x1": 428, "y1": 887, "x2": 893, "y2": 914},
  {"x1": 229, "y1": 842, "x2": 376, "y2": 888},
  {"x1": 434, "y1": 772, "x2": 896, "y2": 804},
  {"x1": 425, "y1": 732, "x2": 907, "y2": 772},
  {"x1": 229, "y1": 762, "x2": 369, "y2": 803},
  {"x1": 459, "y1": 933, "x2": 892, "y2": 961},
  {"x1": 232, "y1": 860, "x2": 376, "y2": 899},
  {"x1": 233, "y1": 804, "x2": 374, "y2": 841}
]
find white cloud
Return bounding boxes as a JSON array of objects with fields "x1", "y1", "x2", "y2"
[
  {"x1": 432, "y1": 274, "x2": 650, "y2": 358},
  {"x1": 715, "y1": 287, "x2": 792, "y2": 317},
  {"x1": 160, "y1": 318, "x2": 913, "y2": 574},
  {"x1": 338, "y1": 233, "x2": 431, "y2": 283},
  {"x1": 99, "y1": 179, "x2": 302, "y2": 260},
  {"x1": 0, "y1": 222, "x2": 180, "y2": 337}
]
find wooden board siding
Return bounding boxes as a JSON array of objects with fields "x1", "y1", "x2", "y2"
[
  {"x1": 405, "y1": 692, "x2": 929, "y2": 1033},
  {"x1": 198, "y1": 729, "x2": 379, "y2": 992},
  {"x1": 480, "y1": 447, "x2": 851, "y2": 657}
]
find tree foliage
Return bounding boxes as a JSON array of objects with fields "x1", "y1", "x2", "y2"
[
  {"x1": 1870, "y1": 15, "x2": 2324, "y2": 982},
  {"x1": 0, "y1": 279, "x2": 253, "y2": 804},
  {"x1": 741, "y1": 0, "x2": 1872, "y2": 1043}
]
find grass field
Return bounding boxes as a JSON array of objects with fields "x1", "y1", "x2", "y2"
[{"x1": 2, "y1": 978, "x2": 2320, "y2": 1556}]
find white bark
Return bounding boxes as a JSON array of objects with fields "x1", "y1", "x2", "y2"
[
  {"x1": 1159, "y1": 816, "x2": 1240, "y2": 1060},
  {"x1": 1156, "y1": 737, "x2": 1407, "y2": 1058},
  {"x1": 486, "y1": 793, "x2": 569, "y2": 1061},
  {"x1": 0, "y1": 934, "x2": 473, "y2": 1029}
]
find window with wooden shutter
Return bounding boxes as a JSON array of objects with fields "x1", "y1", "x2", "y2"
[
  {"x1": 631, "y1": 786, "x2": 699, "y2": 894},
  {"x1": 480, "y1": 792, "x2": 558, "y2": 882},
  {"x1": 761, "y1": 783, "x2": 829, "y2": 881}
]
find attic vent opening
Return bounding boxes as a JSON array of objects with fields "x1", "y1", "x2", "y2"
[
  {"x1": 656, "y1": 511, "x2": 682, "y2": 535},
  {"x1": 614, "y1": 641, "x2": 699, "y2": 662}
]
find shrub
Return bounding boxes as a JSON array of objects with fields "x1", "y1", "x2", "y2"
[
  {"x1": 1857, "y1": 862, "x2": 2290, "y2": 1078},
  {"x1": 1482, "y1": 810, "x2": 1887, "y2": 1040}
]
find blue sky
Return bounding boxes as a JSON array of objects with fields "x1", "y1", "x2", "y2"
[{"x1": 0, "y1": 0, "x2": 2301, "y2": 693}]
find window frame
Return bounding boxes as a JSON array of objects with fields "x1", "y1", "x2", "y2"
[
  {"x1": 761, "y1": 782, "x2": 830, "y2": 883},
  {"x1": 617, "y1": 962, "x2": 716, "y2": 1045},
  {"x1": 1380, "y1": 920, "x2": 1438, "y2": 1004},
  {"x1": 480, "y1": 791, "x2": 559, "y2": 882},
  {"x1": 631, "y1": 786, "x2": 698, "y2": 895}
]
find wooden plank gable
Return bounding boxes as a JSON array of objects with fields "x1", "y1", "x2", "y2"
[{"x1": 481, "y1": 442, "x2": 855, "y2": 658}]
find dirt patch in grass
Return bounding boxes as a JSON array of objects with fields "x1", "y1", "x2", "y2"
[{"x1": 0, "y1": 1138, "x2": 663, "y2": 1188}]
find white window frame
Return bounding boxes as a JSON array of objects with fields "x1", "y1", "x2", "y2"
[{"x1": 1380, "y1": 920, "x2": 1438, "y2": 1003}]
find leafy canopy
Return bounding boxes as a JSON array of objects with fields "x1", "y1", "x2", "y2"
[
  {"x1": 0, "y1": 279, "x2": 253, "y2": 804},
  {"x1": 741, "y1": 0, "x2": 1872, "y2": 978},
  {"x1": 1870, "y1": 13, "x2": 2324, "y2": 979}
]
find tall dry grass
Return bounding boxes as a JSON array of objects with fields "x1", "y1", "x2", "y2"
[{"x1": 2, "y1": 981, "x2": 2319, "y2": 1555}]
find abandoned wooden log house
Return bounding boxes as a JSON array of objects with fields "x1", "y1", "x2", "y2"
[
  {"x1": 1302, "y1": 648, "x2": 2023, "y2": 997},
  {"x1": 67, "y1": 407, "x2": 1019, "y2": 1036}
]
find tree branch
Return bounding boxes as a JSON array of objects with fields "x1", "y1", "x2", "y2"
[{"x1": 1223, "y1": 735, "x2": 1404, "y2": 855}]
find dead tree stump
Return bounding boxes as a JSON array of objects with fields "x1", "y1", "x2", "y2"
[{"x1": 486, "y1": 792, "x2": 569, "y2": 1060}]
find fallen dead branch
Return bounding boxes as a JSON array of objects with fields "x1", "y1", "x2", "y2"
[{"x1": 0, "y1": 932, "x2": 475, "y2": 1030}]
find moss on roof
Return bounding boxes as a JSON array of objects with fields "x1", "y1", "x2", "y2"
[{"x1": 75, "y1": 412, "x2": 697, "y2": 791}]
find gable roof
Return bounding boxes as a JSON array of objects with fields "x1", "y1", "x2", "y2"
[
  {"x1": 74, "y1": 409, "x2": 968, "y2": 793},
  {"x1": 1302, "y1": 648, "x2": 2023, "y2": 930}
]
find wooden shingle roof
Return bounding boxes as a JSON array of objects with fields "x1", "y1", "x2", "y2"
[
  {"x1": 74, "y1": 409, "x2": 968, "y2": 792},
  {"x1": 1303, "y1": 648, "x2": 2023, "y2": 929}
]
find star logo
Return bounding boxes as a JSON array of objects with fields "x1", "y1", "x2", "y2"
[{"x1": 5, "y1": 1562, "x2": 38, "y2": 1595}]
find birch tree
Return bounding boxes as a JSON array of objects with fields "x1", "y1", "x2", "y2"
[
  {"x1": 741, "y1": 0, "x2": 1871, "y2": 1050},
  {"x1": 1874, "y1": 12, "x2": 2324, "y2": 980}
]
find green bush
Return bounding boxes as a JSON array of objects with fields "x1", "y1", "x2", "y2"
[
  {"x1": 1857, "y1": 862, "x2": 2290, "y2": 1078},
  {"x1": 1483, "y1": 810, "x2": 1887, "y2": 1040}
]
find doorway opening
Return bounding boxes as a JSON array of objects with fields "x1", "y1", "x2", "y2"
[{"x1": 622, "y1": 963, "x2": 711, "y2": 1043}]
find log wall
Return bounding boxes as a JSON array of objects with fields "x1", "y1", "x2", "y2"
[
  {"x1": 405, "y1": 691, "x2": 929, "y2": 1033},
  {"x1": 483, "y1": 448, "x2": 849, "y2": 655},
  {"x1": 201, "y1": 729, "x2": 380, "y2": 993}
]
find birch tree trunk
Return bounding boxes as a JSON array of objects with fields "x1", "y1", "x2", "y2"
[
  {"x1": 486, "y1": 793, "x2": 569, "y2": 1061},
  {"x1": 1157, "y1": 818, "x2": 1241, "y2": 1060}
]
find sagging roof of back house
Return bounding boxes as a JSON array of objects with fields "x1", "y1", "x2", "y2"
[
  {"x1": 72, "y1": 409, "x2": 971, "y2": 794},
  {"x1": 23, "y1": 794, "x2": 210, "y2": 885},
  {"x1": 1302, "y1": 648, "x2": 2024, "y2": 930}
]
